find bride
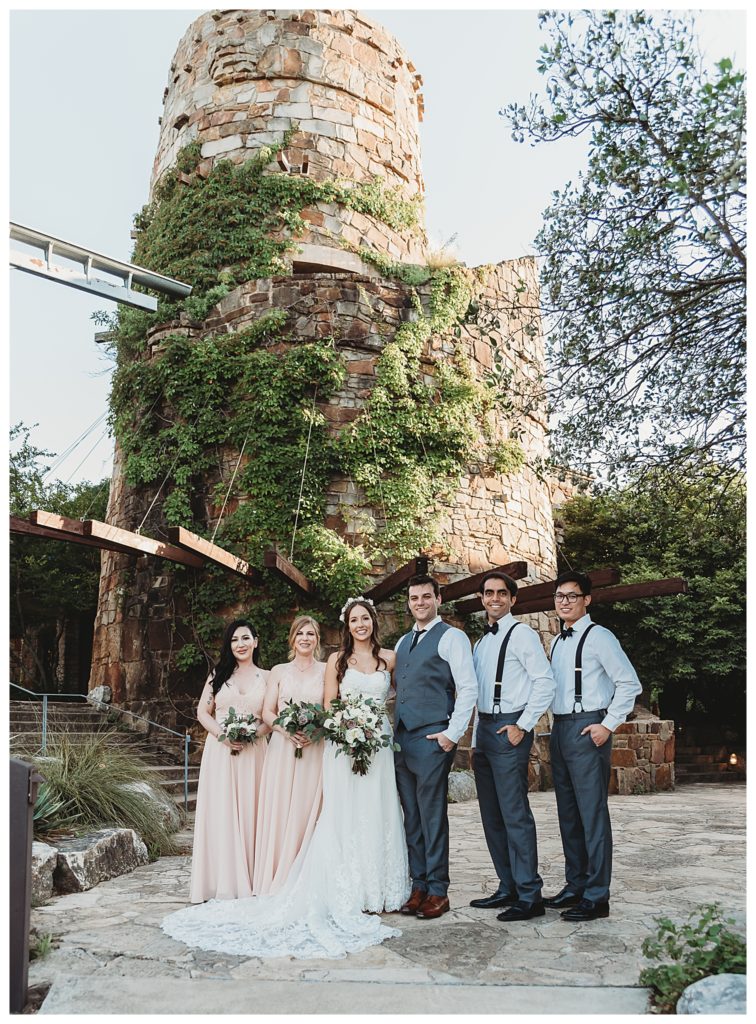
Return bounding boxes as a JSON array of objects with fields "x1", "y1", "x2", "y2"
[{"x1": 162, "y1": 597, "x2": 410, "y2": 959}]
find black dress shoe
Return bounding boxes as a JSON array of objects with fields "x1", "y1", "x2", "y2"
[
  {"x1": 497, "y1": 900, "x2": 546, "y2": 922},
  {"x1": 542, "y1": 886, "x2": 583, "y2": 909},
  {"x1": 561, "y1": 898, "x2": 610, "y2": 921},
  {"x1": 469, "y1": 890, "x2": 517, "y2": 909}
]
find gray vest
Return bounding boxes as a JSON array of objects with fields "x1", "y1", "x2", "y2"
[{"x1": 394, "y1": 621, "x2": 455, "y2": 731}]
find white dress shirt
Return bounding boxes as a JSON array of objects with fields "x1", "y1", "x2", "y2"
[
  {"x1": 549, "y1": 613, "x2": 642, "y2": 732},
  {"x1": 395, "y1": 616, "x2": 478, "y2": 744},
  {"x1": 472, "y1": 613, "x2": 556, "y2": 734}
]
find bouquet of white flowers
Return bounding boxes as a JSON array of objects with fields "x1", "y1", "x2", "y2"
[
  {"x1": 218, "y1": 707, "x2": 260, "y2": 755},
  {"x1": 322, "y1": 695, "x2": 399, "y2": 776},
  {"x1": 273, "y1": 700, "x2": 325, "y2": 758}
]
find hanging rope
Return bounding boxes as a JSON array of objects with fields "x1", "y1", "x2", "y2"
[
  {"x1": 43, "y1": 411, "x2": 108, "y2": 480},
  {"x1": 136, "y1": 445, "x2": 184, "y2": 535},
  {"x1": 289, "y1": 388, "x2": 318, "y2": 561},
  {"x1": 79, "y1": 458, "x2": 113, "y2": 520},
  {"x1": 60, "y1": 428, "x2": 110, "y2": 486},
  {"x1": 211, "y1": 431, "x2": 250, "y2": 545}
]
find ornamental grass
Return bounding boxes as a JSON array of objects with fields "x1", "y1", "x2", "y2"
[{"x1": 30, "y1": 731, "x2": 181, "y2": 857}]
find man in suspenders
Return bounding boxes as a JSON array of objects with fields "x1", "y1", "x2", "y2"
[
  {"x1": 394, "y1": 574, "x2": 478, "y2": 920},
  {"x1": 470, "y1": 572, "x2": 556, "y2": 921},
  {"x1": 545, "y1": 570, "x2": 642, "y2": 920}
]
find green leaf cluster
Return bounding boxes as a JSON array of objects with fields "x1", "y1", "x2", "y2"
[
  {"x1": 10, "y1": 424, "x2": 110, "y2": 662},
  {"x1": 639, "y1": 904, "x2": 746, "y2": 1013},
  {"x1": 557, "y1": 468, "x2": 745, "y2": 728},
  {"x1": 504, "y1": 11, "x2": 745, "y2": 485},
  {"x1": 107, "y1": 146, "x2": 520, "y2": 672}
]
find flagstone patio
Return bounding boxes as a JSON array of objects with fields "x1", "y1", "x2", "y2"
[{"x1": 30, "y1": 782, "x2": 745, "y2": 1014}]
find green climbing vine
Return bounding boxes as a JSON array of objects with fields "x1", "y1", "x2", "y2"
[{"x1": 107, "y1": 137, "x2": 524, "y2": 672}]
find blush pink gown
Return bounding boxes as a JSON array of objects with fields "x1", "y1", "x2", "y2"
[
  {"x1": 189, "y1": 674, "x2": 267, "y2": 904},
  {"x1": 253, "y1": 664, "x2": 325, "y2": 895}
]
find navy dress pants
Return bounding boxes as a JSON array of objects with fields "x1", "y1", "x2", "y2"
[
  {"x1": 473, "y1": 712, "x2": 542, "y2": 904},
  {"x1": 394, "y1": 720, "x2": 454, "y2": 897},
  {"x1": 550, "y1": 710, "x2": 613, "y2": 903}
]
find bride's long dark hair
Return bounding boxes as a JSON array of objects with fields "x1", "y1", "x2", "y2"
[
  {"x1": 210, "y1": 618, "x2": 260, "y2": 696},
  {"x1": 336, "y1": 600, "x2": 386, "y2": 686}
]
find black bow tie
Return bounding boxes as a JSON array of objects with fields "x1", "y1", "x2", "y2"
[
  {"x1": 560, "y1": 626, "x2": 575, "y2": 639},
  {"x1": 483, "y1": 622, "x2": 499, "y2": 636}
]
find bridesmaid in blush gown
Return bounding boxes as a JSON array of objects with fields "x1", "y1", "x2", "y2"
[
  {"x1": 190, "y1": 618, "x2": 270, "y2": 904},
  {"x1": 252, "y1": 615, "x2": 326, "y2": 895}
]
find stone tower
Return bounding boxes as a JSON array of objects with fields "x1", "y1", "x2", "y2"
[{"x1": 90, "y1": 9, "x2": 557, "y2": 721}]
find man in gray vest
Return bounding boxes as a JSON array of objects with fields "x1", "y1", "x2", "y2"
[
  {"x1": 394, "y1": 574, "x2": 477, "y2": 920},
  {"x1": 545, "y1": 571, "x2": 641, "y2": 921},
  {"x1": 470, "y1": 571, "x2": 556, "y2": 921}
]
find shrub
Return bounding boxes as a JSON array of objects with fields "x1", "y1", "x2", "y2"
[{"x1": 639, "y1": 903, "x2": 746, "y2": 1013}]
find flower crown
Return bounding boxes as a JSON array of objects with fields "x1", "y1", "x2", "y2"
[{"x1": 339, "y1": 596, "x2": 375, "y2": 623}]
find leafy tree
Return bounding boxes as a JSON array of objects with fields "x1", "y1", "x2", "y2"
[
  {"x1": 504, "y1": 10, "x2": 746, "y2": 485},
  {"x1": 556, "y1": 469, "x2": 745, "y2": 732},
  {"x1": 10, "y1": 424, "x2": 110, "y2": 688}
]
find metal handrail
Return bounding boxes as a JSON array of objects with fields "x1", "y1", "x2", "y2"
[{"x1": 10, "y1": 683, "x2": 192, "y2": 811}]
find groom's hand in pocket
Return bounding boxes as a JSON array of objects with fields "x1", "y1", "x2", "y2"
[{"x1": 426, "y1": 732, "x2": 455, "y2": 752}]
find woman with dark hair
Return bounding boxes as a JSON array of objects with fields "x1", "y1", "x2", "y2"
[
  {"x1": 252, "y1": 615, "x2": 326, "y2": 895},
  {"x1": 189, "y1": 618, "x2": 270, "y2": 903}
]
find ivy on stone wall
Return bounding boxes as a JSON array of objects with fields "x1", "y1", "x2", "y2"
[{"x1": 108, "y1": 139, "x2": 523, "y2": 671}]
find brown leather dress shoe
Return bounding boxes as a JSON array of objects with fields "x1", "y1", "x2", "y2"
[
  {"x1": 415, "y1": 895, "x2": 450, "y2": 919},
  {"x1": 399, "y1": 889, "x2": 427, "y2": 915}
]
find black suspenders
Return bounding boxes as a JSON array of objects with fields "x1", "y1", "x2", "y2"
[
  {"x1": 572, "y1": 623, "x2": 597, "y2": 713},
  {"x1": 491, "y1": 623, "x2": 521, "y2": 715}
]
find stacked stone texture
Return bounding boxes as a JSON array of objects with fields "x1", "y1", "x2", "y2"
[{"x1": 153, "y1": 8, "x2": 428, "y2": 264}]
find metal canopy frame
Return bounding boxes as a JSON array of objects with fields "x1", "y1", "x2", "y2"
[{"x1": 9, "y1": 222, "x2": 192, "y2": 311}]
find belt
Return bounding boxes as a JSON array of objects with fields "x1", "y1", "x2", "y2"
[
  {"x1": 478, "y1": 708, "x2": 525, "y2": 721},
  {"x1": 553, "y1": 708, "x2": 607, "y2": 721}
]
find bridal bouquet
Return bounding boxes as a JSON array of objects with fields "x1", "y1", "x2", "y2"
[
  {"x1": 218, "y1": 707, "x2": 260, "y2": 755},
  {"x1": 274, "y1": 701, "x2": 325, "y2": 758},
  {"x1": 322, "y1": 696, "x2": 399, "y2": 776}
]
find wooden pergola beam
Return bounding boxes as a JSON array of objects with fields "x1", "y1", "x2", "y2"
[
  {"x1": 363, "y1": 556, "x2": 430, "y2": 605},
  {"x1": 264, "y1": 549, "x2": 314, "y2": 596},
  {"x1": 26, "y1": 511, "x2": 138, "y2": 555},
  {"x1": 513, "y1": 577, "x2": 689, "y2": 616},
  {"x1": 167, "y1": 526, "x2": 261, "y2": 582},
  {"x1": 82, "y1": 519, "x2": 205, "y2": 568},
  {"x1": 12, "y1": 515, "x2": 129, "y2": 554},
  {"x1": 440, "y1": 561, "x2": 528, "y2": 605}
]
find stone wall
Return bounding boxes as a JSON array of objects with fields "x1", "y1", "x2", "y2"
[
  {"x1": 153, "y1": 8, "x2": 428, "y2": 265},
  {"x1": 610, "y1": 716, "x2": 676, "y2": 794}
]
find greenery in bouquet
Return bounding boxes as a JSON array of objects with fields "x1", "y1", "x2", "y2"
[
  {"x1": 322, "y1": 696, "x2": 399, "y2": 776},
  {"x1": 274, "y1": 701, "x2": 326, "y2": 758},
  {"x1": 218, "y1": 706, "x2": 261, "y2": 755}
]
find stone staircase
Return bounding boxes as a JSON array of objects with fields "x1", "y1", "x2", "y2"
[
  {"x1": 674, "y1": 741, "x2": 746, "y2": 784},
  {"x1": 9, "y1": 701, "x2": 200, "y2": 810}
]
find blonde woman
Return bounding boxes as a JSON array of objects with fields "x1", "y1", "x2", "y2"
[{"x1": 252, "y1": 616, "x2": 326, "y2": 895}]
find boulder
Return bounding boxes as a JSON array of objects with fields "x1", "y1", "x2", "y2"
[
  {"x1": 53, "y1": 828, "x2": 148, "y2": 894},
  {"x1": 119, "y1": 781, "x2": 181, "y2": 831},
  {"x1": 448, "y1": 769, "x2": 477, "y2": 803},
  {"x1": 31, "y1": 841, "x2": 59, "y2": 905},
  {"x1": 677, "y1": 973, "x2": 746, "y2": 1014},
  {"x1": 87, "y1": 685, "x2": 112, "y2": 707}
]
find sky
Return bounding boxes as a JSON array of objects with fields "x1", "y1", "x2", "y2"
[{"x1": 8, "y1": 5, "x2": 747, "y2": 487}]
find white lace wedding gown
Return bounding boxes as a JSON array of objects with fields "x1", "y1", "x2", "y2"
[{"x1": 162, "y1": 669, "x2": 410, "y2": 959}]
